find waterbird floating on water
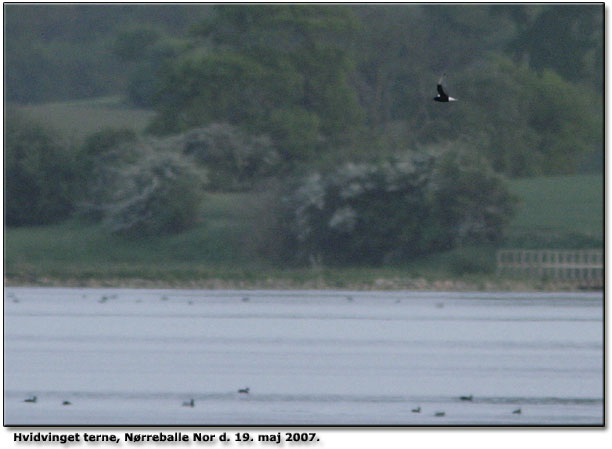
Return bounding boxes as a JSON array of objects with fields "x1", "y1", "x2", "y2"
[
  {"x1": 411, "y1": 406, "x2": 421, "y2": 413},
  {"x1": 24, "y1": 396, "x2": 37, "y2": 403},
  {"x1": 434, "y1": 411, "x2": 445, "y2": 417},
  {"x1": 238, "y1": 387, "x2": 250, "y2": 394},
  {"x1": 434, "y1": 74, "x2": 458, "y2": 102},
  {"x1": 182, "y1": 398, "x2": 195, "y2": 407},
  {"x1": 512, "y1": 408, "x2": 522, "y2": 414},
  {"x1": 460, "y1": 395, "x2": 473, "y2": 401}
]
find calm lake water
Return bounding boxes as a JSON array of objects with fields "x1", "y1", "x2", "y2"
[{"x1": 4, "y1": 287, "x2": 603, "y2": 426}]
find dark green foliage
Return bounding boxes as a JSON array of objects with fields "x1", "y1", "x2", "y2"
[
  {"x1": 4, "y1": 4, "x2": 210, "y2": 103},
  {"x1": 506, "y1": 5, "x2": 603, "y2": 89},
  {"x1": 452, "y1": 57, "x2": 601, "y2": 176},
  {"x1": 113, "y1": 26, "x2": 191, "y2": 107},
  {"x1": 143, "y1": 4, "x2": 601, "y2": 176},
  {"x1": 354, "y1": 5, "x2": 514, "y2": 128},
  {"x1": 5, "y1": 4, "x2": 603, "y2": 176},
  {"x1": 112, "y1": 26, "x2": 162, "y2": 62},
  {"x1": 5, "y1": 39, "x2": 113, "y2": 103},
  {"x1": 427, "y1": 148, "x2": 518, "y2": 246},
  {"x1": 81, "y1": 128, "x2": 138, "y2": 158},
  {"x1": 125, "y1": 66, "x2": 160, "y2": 108},
  {"x1": 150, "y1": 51, "x2": 284, "y2": 133},
  {"x1": 281, "y1": 148, "x2": 517, "y2": 265},
  {"x1": 149, "y1": 5, "x2": 364, "y2": 165},
  {"x1": 4, "y1": 111, "x2": 77, "y2": 226},
  {"x1": 180, "y1": 123, "x2": 279, "y2": 191}
]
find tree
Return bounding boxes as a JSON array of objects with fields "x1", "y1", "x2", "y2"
[
  {"x1": 180, "y1": 123, "x2": 280, "y2": 191},
  {"x1": 451, "y1": 57, "x2": 601, "y2": 176},
  {"x1": 112, "y1": 25, "x2": 191, "y2": 107},
  {"x1": 4, "y1": 4, "x2": 211, "y2": 103},
  {"x1": 427, "y1": 147, "x2": 517, "y2": 247},
  {"x1": 506, "y1": 5, "x2": 603, "y2": 89},
  {"x1": 149, "y1": 5, "x2": 364, "y2": 166},
  {"x1": 280, "y1": 147, "x2": 516, "y2": 265},
  {"x1": 99, "y1": 138, "x2": 207, "y2": 237},
  {"x1": 5, "y1": 110, "x2": 77, "y2": 226},
  {"x1": 76, "y1": 128, "x2": 138, "y2": 221}
]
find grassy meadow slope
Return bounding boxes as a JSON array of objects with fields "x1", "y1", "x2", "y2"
[
  {"x1": 505, "y1": 174, "x2": 603, "y2": 248},
  {"x1": 16, "y1": 96, "x2": 154, "y2": 142}
]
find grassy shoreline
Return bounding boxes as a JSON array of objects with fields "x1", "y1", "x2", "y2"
[
  {"x1": 3, "y1": 271, "x2": 600, "y2": 292},
  {"x1": 4, "y1": 174, "x2": 602, "y2": 294}
]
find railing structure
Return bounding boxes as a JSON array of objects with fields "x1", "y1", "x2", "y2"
[{"x1": 496, "y1": 249, "x2": 603, "y2": 287}]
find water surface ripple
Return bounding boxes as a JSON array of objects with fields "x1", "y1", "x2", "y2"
[{"x1": 4, "y1": 287, "x2": 603, "y2": 425}]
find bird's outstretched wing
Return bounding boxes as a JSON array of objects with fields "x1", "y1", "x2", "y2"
[
  {"x1": 437, "y1": 83, "x2": 447, "y2": 97},
  {"x1": 437, "y1": 74, "x2": 448, "y2": 97}
]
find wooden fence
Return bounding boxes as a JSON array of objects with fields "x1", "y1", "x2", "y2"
[{"x1": 496, "y1": 249, "x2": 603, "y2": 287}]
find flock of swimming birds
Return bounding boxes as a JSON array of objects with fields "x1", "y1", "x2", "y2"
[
  {"x1": 22, "y1": 392, "x2": 522, "y2": 418},
  {"x1": 16, "y1": 283, "x2": 527, "y2": 420}
]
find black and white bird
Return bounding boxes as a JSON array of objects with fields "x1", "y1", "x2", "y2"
[{"x1": 433, "y1": 74, "x2": 458, "y2": 102}]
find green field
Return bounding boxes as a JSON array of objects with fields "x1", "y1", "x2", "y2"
[
  {"x1": 505, "y1": 174, "x2": 603, "y2": 248},
  {"x1": 4, "y1": 174, "x2": 603, "y2": 289},
  {"x1": 4, "y1": 192, "x2": 272, "y2": 281},
  {"x1": 16, "y1": 96, "x2": 154, "y2": 142}
]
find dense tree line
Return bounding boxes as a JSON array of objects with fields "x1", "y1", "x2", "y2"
[
  {"x1": 5, "y1": 5, "x2": 602, "y2": 173},
  {"x1": 138, "y1": 4, "x2": 601, "y2": 176},
  {"x1": 4, "y1": 4, "x2": 603, "y2": 264},
  {"x1": 5, "y1": 109, "x2": 76, "y2": 226},
  {"x1": 4, "y1": 4, "x2": 211, "y2": 103}
]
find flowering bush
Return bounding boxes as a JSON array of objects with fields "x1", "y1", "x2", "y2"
[
  {"x1": 282, "y1": 148, "x2": 516, "y2": 265},
  {"x1": 180, "y1": 123, "x2": 279, "y2": 191},
  {"x1": 93, "y1": 138, "x2": 207, "y2": 237}
]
